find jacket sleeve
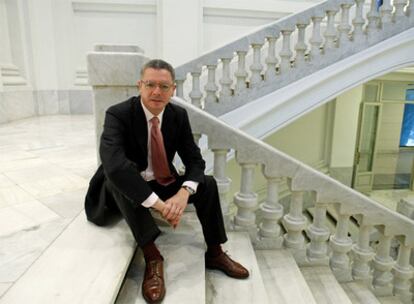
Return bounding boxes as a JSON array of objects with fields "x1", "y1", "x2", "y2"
[
  {"x1": 99, "y1": 107, "x2": 153, "y2": 204},
  {"x1": 176, "y1": 109, "x2": 206, "y2": 184}
]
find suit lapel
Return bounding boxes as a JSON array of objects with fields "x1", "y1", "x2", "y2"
[
  {"x1": 161, "y1": 104, "x2": 176, "y2": 155},
  {"x1": 132, "y1": 97, "x2": 148, "y2": 156}
]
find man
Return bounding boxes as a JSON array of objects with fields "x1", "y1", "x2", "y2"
[{"x1": 85, "y1": 59, "x2": 249, "y2": 303}]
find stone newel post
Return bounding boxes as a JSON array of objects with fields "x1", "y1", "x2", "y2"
[{"x1": 87, "y1": 45, "x2": 149, "y2": 160}]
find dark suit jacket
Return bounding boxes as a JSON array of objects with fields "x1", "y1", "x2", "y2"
[{"x1": 85, "y1": 96, "x2": 205, "y2": 226}]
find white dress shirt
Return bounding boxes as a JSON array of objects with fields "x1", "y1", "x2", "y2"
[{"x1": 140, "y1": 101, "x2": 199, "y2": 207}]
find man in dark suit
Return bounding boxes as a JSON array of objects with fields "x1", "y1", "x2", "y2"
[{"x1": 85, "y1": 59, "x2": 249, "y2": 303}]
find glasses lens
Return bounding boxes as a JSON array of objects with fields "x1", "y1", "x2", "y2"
[
  {"x1": 143, "y1": 81, "x2": 171, "y2": 92},
  {"x1": 160, "y1": 84, "x2": 170, "y2": 92}
]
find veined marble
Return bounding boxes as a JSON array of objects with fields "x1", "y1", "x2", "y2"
[
  {"x1": 116, "y1": 213, "x2": 205, "y2": 304},
  {"x1": 0, "y1": 214, "x2": 136, "y2": 304},
  {"x1": 0, "y1": 174, "x2": 14, "y2": 188},
  {"x1": 256, "y1": 249, "x2": 317, "y2": 304},
  {"x1": 0, "y1": 185, "x2": 34, "y2": 209},
  {"x1": 0, "y1": 218, "x2": 70, "y2": 282},
  {"x1": 0, "y1": 200, "x2": 60, "y2": 237},
  {"x1": 301, "y1": 266, "x2": 352, "y2": 304},
  {"x1": 206, "y1": 232, "x2": 269, "y2": 304},
  {"x1": 0, "y1": 284, "x2": 11, "y2": 298},
  {"x1": 39, "y1": 188, "x2": 88, "y2": 219},
  {"x1": 0, "y1": 115, "x2": 97, "y2": 300}
]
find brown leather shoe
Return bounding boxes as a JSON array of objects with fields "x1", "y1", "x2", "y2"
[
  {"x1": 142, "y1": 259, "x2": 166, "y2": 303},
  {"x1": 205, "y1": 252, "x2": 249, "y2": 279}
]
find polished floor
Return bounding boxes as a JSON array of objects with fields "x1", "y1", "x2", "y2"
[
  {"x1": 0, "y1": 115, "x2": 97, "y2": 297},
  {"x1": 0, "y1": 114, "x2": 412, "y2": 300}
]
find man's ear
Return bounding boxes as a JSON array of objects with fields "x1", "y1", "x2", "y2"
[{"x1": 137, "y1": 80, "x2": 141, "y2": 87}]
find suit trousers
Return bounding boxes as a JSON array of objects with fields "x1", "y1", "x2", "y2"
[{"x1": 105, "y1": 175, "x2": 228, "y2": 248}]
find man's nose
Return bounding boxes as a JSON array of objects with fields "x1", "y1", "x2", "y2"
[{"x1": 152, "y1": 85, "x2": 162, "y2": 94}]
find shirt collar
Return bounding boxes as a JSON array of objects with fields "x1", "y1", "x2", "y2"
[{"x1": 141, "y1": 99, "x2": 165, "y2": 125}]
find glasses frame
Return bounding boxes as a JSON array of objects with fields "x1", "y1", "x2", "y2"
[{"x1": 140, "y1": 80, "x2": 175, "y2": 93}]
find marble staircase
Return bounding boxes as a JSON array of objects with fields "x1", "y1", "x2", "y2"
[
  {"x1": 173, "y1": 0, "x2": 414, "y2": 134},
  {"x1": 114, "y1": 214, "x2": 404, "y2": 304}
]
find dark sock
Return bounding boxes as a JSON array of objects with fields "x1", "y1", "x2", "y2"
[
  {"x1": 206, "y1": 244, "x2": 223, "y2": 258},
  {"x1": 142, "y1": 241, "x2": 163, "y2": 262}
]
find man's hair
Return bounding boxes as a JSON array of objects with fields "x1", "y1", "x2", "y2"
[{"x1": 140, "y1": 59, "x2": 175, "y2": 82}]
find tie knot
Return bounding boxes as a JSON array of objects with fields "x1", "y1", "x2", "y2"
[{"x1": 150, "y1": 117, "x2": 159, "y2": 126}]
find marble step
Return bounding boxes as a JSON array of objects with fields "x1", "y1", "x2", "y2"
[
  {"x1": 115, "y1": 212, "x2": 205, "y2": 304},
  {"x1": 206, "y1": 232, "x2": 269, "y2": 304},
  {"x1": 301, "y1": 266, "x2": 353, "y2": 304},
  {"x1": 256, "y1": 249, "x2": 317, "y2": 304},
  {"x1": 341, "y1": 281, "x2": 381, "y2": 304},
  {"x1": 377, "y1": 296, "x2": 404, "y2": 304},
  {"x1": 0, "y1": 213, "x2": 136, "y2": 304}
]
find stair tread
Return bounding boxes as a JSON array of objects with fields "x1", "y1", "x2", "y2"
[
  {"x1": 206, "y1": 232, "x2": 269, "y2": 304},
  {"x1": 377, "y1": 296, "x2": 404, "y2": 304},
  {"x1": 256, "y1": 249, "x2": 317, "y2": 304},
  {"x1": 341, "y1": 281, "x2": 381, "y2": 304},
  {"x1": 301, "y1": 266, "x2": 353, "y2": 304},
  {"x1": 0, "y1": 213, "x2": 136, "y2": 304},
  {"x1": 116, "y1": 213, "x2": 205, "y2": 304}
]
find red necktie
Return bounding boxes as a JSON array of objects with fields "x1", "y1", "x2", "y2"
[{"x1": 150, "y1": 117, "x2": 175, "y2": 186}]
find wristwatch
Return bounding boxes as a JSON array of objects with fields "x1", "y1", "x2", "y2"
[{"x1": 182, "y1": 185, "x2": 196, "y2": 195}]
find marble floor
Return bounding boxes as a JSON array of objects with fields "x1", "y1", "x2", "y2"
[
  {"x1": 0, "y1": 115, "x2": 97, "y2": 298},
  {"x1": 0, "y1": 114, "x2": 413, "y2": 301}
]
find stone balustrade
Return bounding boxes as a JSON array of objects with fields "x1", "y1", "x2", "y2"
[
  {"x1": 173, "y1": 96, "x2": 414, "y2": 303},
  {"x1": 174, "y1": 0, "x2": 414, "y2": 116}
]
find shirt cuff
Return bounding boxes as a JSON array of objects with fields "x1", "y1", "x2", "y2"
[
  {"x1": 141, "y1": 192, "x2": 159, "y2": 208},
  {"x1": 182, "y1": 181, "x2": 199, "y2": 193}
]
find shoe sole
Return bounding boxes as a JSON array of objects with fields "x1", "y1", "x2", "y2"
[{"x1": 205, "y1": 264, "x2": 249, "y2": 279}]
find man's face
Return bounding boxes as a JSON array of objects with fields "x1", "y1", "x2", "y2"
[{"x1": 138, "y1": 68, "x2": 176, "y2": 116}]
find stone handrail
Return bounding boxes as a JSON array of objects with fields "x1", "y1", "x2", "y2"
[
  {"x1": 173, "y1": 96, "x2": 414, "y2": 302},
  {"x1": 175, "y1": 0, "x2": 414, "y2": 116}
]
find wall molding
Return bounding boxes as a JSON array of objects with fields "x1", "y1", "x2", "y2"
[
  {"x1": 72, "y1": 1, "x2": 156, "y2": 14},
  {"x1": 203, "y1": 7, "x2": 287, "y2": 21}
]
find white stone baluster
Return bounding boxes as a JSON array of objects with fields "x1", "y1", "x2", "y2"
[
  {"x1": 175, "y1": 77, "x2": 185, "y2": 99},
  {"x1": 309, "y1": 12, "x2": 324, "y2": 61},
  {"x1": 249, "y1": 43, "x2": 264, "y2": 88},
  {"x1": 189, "y1": 66, "x2": 202, "y2": 108},
  {"x1": 264, "y1": 34, "x2": 279, "y2": 81},
  {"x1": 219, "y1": 56, "x2": 233, "y2": 101},
  {"x1": 234, "y1": 51, "x2": 248, "y2": 93},
  {"x1": 329, "y1": 213, "x2": 353, "y2": 281},
  {"x1": 407, "y1": 0, "x2": 414, "y2": 17},
  {"x1": 193, "y1": 133, "x2": 201, "y2": 145},
  {"x1": 393, "y1": 0, "x2": 408, "y2": 21},
  {"x1": 306, "y1": 200, "x2": 330, "y2": 264},
  {"x1": 392, "y1": 240, "x2": 414, "y2": 302},
  {"x1": 283, "y1": 189, "x2": 307, "y2": 249},
  {"x1": 337, "y1": 1, "x2": 353, "y2": 46},
  {"x1": 380, "y1": 0, "x2": 393, "y2": 28},
  {"x1": 213, "y1": 149, "x2": 232, "y2": 227},
  {"x1": 352, "y1": 0, "x2": 366, "y2": 42},
  {"x1": 279, "y1": 27, "x2": 294, "y2": 73},
  {"x1": 257, "y1": 176, "x2": 284, "y2": 248},
  {"x1": 294, "y1": 20, "x2": 309, "y2": 67},
  {"x1": 324, "y1": 6, "x2": 339, "y2": 50},
  {"x1": 372, "y1": 232, "x2": 395, "y2": 296},
  {"x1": 204, "y1": 63, "x2": 218, "y2": 104},
  {"x1": 234, "y1": 163, "x2": 258, "y2": 234},
  {"x1": 351, "y1": 222, "x2": 375, "y2": 282},
  {"x1": 366, "y1": 0, "x2": 381, "y2": 33}
]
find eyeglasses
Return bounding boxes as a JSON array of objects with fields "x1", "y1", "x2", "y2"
[{"x1": 141, "y1": 80, "x2": 174, "y2": 92}]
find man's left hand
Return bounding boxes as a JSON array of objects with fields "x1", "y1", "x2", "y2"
[{"x1": 162, "y1": 188, "x2": 190, "y2": 228}]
